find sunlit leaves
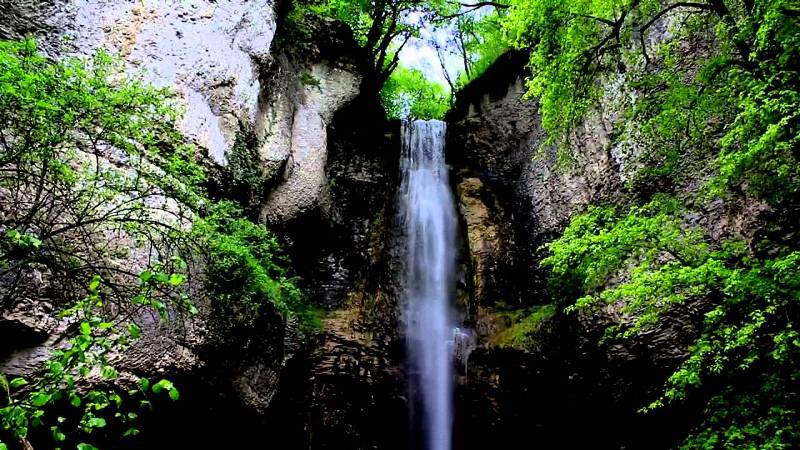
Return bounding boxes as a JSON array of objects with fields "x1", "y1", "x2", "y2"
[
  {"x1": 151, "y1": 380, "x2": 180, "y2": 401},
  {"x1": 8, "y1": 379, "x2": 26, "y2": 390},
  {"x1": 503, "y1": 0, "x2": 649, "y2": 142},
  {"x1": 543, "y1": 196, "x2": 800, "y2": 447},
  {"x1": 381, "y1": 66, "x2": 450, "y2": 119}
]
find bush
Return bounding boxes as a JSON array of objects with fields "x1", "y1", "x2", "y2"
[{"x1": 0, "y1": 39, "x2": 312, "y2": 448}]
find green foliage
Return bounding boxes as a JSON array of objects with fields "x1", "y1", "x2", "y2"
[
  {"x1": 0, "y1": 277, "x2": 180, "y2": 447},
  {"x1": 381, "y1": 65, "x2": 450, "y2": 119},
  {"x1": 503, "y1": 0, "x2": 633, "y2": 144},
  {"x1": 226, "y1": 127, "x2": 269, "y2": 214},
  {"x1": 452, "y1": 6, "x2": 512, "y2": 88},
  {"x1": 287, "y1": 0, "x2": 516, "y2": 115},
  {"x1": 513, "y1": 0, "x2": 800, "y2": 446},
  {"x1": 491, "y1": 303, "x2": 557, "y2": 350},
  {"x1": 505, "y1": 0, "x2": 800, "y2": 202},
  {"x1": 281, "y1": 2, "x2": 316, "y2": 49},
  {"x1": 0, "y1": 39, "x2": 311, "y2": 448},
  {"x1": 543, "y1": 197, "x2": 800, "y2": 447},
  {"x1": 680, "y1": 370, "x2": 800, "y2": 449},
  {"x1": 194, "y1": 202, "x2": 320, "y2": 329},
  {"x1": 288, "y1": 0, "x2": 454, "y2": 85},
  {"x1": 299, "y1": 71, "x2": 322, "y2": 88},
  {"x1": 0, "y1": 38, "x2": 200, "y2": 311}
]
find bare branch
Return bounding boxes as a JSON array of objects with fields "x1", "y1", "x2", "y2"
[
  {"x1": 457, "y1": 1, "x2": 509, "y2": 8},
  {"x1": 638, "y1": 2, "x2": 716, "y2": 66}
]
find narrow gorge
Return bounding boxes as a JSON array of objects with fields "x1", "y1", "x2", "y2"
[{"x1": 1, "y1": 1, "x2": 798, "y2": 449}]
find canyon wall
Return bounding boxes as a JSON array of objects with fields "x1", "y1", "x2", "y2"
[
  {"x1": 1, "y1": 2, "x2": 770, "y2": 449},
  {"x1": 0, "y1": 1, "x2": 404, "y2": 448}
]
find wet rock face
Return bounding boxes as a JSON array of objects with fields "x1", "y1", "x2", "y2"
[
  {"x1": 447, "y1": 51, "x2": 628, "y2": 311},
  {"x1": 274, "y1": 93, "x2": 400, "y2": 309},
  {"x1": 0, "y1": 0, "x2": 277, "y2": 165},
  {"x1": 446, "y1": 52, "x2": 548, "y2": 310},
  {"x1": 454, "y1": 177, "x2": 505, "y2": 316},
  {"x1": 445, "y1": 51, "x2": 701, "y2": 449},
  {"x1": 262, "y1": 98, "x2": 407, "y2": 450},
  {"x1": 306, "y1": 311, "x2": 407, "y2": 450}
]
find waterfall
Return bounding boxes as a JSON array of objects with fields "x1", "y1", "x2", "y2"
[{"x1": 400, "y1": 120, "x2": 457, "y2": 450}]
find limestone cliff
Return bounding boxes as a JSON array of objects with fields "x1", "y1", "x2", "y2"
[{"x1": 0, "y1": 2, "x2": 401, "y2": 448}]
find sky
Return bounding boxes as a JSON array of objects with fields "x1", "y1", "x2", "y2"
[{"x1": 396, "y1": 12, "x2": 465, "y2": 89}]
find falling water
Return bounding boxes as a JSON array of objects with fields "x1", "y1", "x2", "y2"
[{"x1": 400, "y1": 120, "x2": 457, "y2": 450}]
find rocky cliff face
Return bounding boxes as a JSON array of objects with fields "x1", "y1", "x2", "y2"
[
  {"x1": 445, "y1": 50, "x2": 713, "y2": 448},
  {"x1": 0, "y1": 2, "x2": 404, "y2": 448},
  {"x1": 0, "y1": 0, "x2": 284, "y2": 410},
  {"x1": 1, "y1": 0, "x2": 277, "y2": 165},
  {"x1": 261, "y1": 92, "x2": 408, "y2": 450}
]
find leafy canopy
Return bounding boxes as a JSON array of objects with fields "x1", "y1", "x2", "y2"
[{"x1": 381, "y1": 65, "x2": 450, "y2": 119}]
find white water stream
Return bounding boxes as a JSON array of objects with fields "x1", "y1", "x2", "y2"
[{"x1": 400, "y1": 120, "x2": 457, "y2": 450}]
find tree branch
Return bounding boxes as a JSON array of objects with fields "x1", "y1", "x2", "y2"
[
  {"x1": 458, "y1": 1, "x2": 509, "y2": 8},
  {"x1": 638, "y1": 2, "x2": 715, "y2": 66}
]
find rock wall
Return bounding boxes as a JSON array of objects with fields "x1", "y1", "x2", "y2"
[
  {"x1": 444, "y1": 49, "x2": 706, "y2": 448},
  {"x1": 1, "y1": 0, "x2": 278, "y2": 165},
  {"x1": 0, "y1": 2, "x2": 404, "y2": 448},
  {"x1": 263, "y1": 94, "x2": 408, "y2": 450},
  {"x1": 446, "y1": 51, "x2": 628, "y2": 315},
  {"x1": 258, "y1": 56, "x2": 362, "y2": 224}
]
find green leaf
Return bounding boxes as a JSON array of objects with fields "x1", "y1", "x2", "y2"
[
  {"x1": 127, "y1": 323, "x2": 141, "y2": 339},
  {"x1": 10, "y1": 377, "x2": 28, "y2": 389},
  {"x1": 100, "y1": 366, "x2": 118, "y2": 380},
  {"x1": 168, "y1": 387, "x2": 180, "y2": 401},
  {"x1": 77, "y1": 443, "x2": 99, "y2": 450},
  {"x1": 27, "y1": 236, "x2": 42, "y2": 248},
  {"x1": 139, "y1": 270, "x2": 153, "y2": 282},
  {"x1": 31, "y1": 392, "x2": 52, "y2": 407},
  {"x1": 168, "y1": 273, "x2": 185, "y2": 286},
  {"x1": 70, "y1": 394, "x2": 82, "y2": 407},
  {"x1": 51, "y1": 426, "x2": 66, "y2": 442},
  {"x1": 0, "y1": 441, "x2": 7, "y2": 450},
  {"x1": 0, "y1": 373, "x2": 9, "y2": 397},
  {"x1": 87, "y1": 417, "x2": 106, "y2": 428},
  {"x1": 151, "y1": 379, "x2": 172, "y2": 394},
  {"x1": 79, "y1": 321, "x2": 91, "y2": 336},
  {"x1": 123, "y1": 427, "x2": 140, "y2": 438},
  {"x1": 138, "y1": 377, "x2": 150, "y2": 392},
  {"x1": 88, "y1": 276, "x2": 101, "y2": 292}
]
